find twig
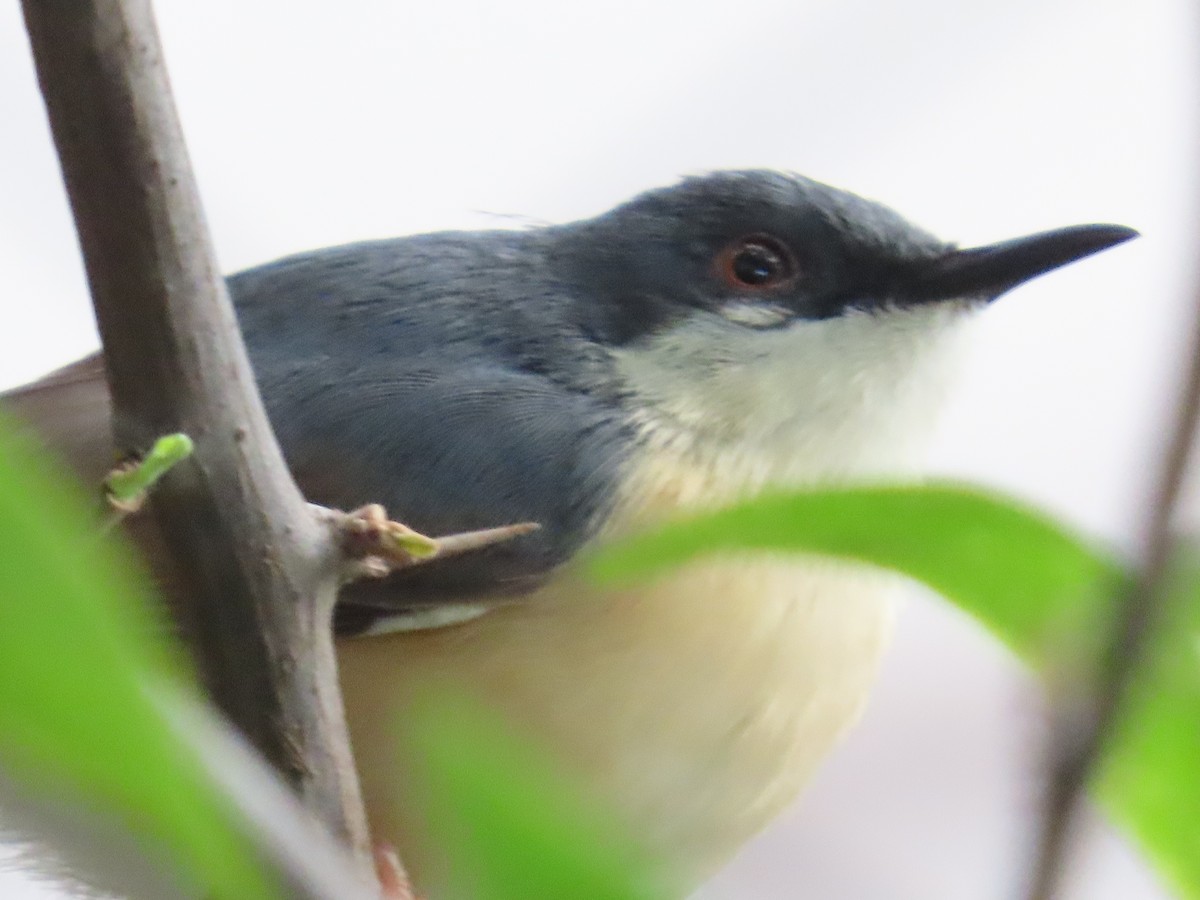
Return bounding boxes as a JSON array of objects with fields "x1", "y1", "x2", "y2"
[
  {"x1": 1024, "y1": 286, "x2": 1200, "y2": 894},
  {"x1": 20, "y1": 0, "x2": 377, "y2": 889},
  {"x1": 327, "y1": 503, "x2": 540, "y2": 582},
  {"x1": 431, "y1": 522, "x2": 541, "y2": 558}
]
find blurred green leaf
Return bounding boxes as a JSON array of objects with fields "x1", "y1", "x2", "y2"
[
  {"x1": 591, "y1": 484, "x2": 1128, "y2": 660},
  {"x1": 0, "y1": 412, "x2": 277, "y2": 898},
  {"x1": 1097, "y1": 553, "x2": 1200, "y2": 898},
  {"x1": 591, "y1": 483, "x2": 1200, "y2": 898},
  {"x1": 407, "y1": 691, "x2": 662, "y2": 900}
]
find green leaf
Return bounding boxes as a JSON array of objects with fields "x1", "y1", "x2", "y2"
[
  {"x1": 1097, "y1": 553, "x2": 1200, "y2": 897},
  {"x1": 0, "y1": 412, "x2": 277, "y2": 898},
  {"x1": 406, "y1": 691, "x2": 662, "y2": 900},
  {"x1": 591, "y1": 483, "x2": 1128, "y2": 662},
  {"x1": 591, "y1": 483, "x2": 1200, "y2": 898}
]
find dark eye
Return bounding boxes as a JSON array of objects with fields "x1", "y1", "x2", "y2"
[{"x1": 717, "y1": 235, "x2": 798, "y2": 290}]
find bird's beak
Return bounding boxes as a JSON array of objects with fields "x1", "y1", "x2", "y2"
[{"x1": 907, "y1": 223, "x2": 1138, "y2": 303}]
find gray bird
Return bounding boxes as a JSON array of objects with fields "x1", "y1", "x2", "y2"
[{"x1": 5, "y1": 170, "x2": 1136, "y2": 897}]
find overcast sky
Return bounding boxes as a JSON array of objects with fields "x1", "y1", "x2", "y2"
[{"x1": 0, "y1": 1, "x2": 1195, "y2": 897}]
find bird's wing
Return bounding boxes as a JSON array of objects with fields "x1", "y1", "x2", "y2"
[
  {"x1": 2, "y1": 355, "x2": 114, "y2": 483},
  {"x1": 258, "y1": 359, "x2": 630, "y2": 633},
  {"x1": 2, "y1": 355, "x2": 630, "y2": 635}
]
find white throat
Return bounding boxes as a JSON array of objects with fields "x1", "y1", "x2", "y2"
[{"x1": 612, "y1": 301, "x2": 980, "y2": 498}]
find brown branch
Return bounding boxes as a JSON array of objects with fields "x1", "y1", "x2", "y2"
[
  {"x1": 1024, "y1": 289, "x2": 1200, "y2": 892},
  {"x1": 20, "y1": 0, "x2": 376, "y2": 890}
]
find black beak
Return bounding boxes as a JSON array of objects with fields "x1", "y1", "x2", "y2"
[{"x1": 908, "y1": 223, "x2": 1138, "y2": 303}]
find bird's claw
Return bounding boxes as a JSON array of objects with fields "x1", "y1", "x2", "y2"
[{"x1": 374, "y1": 842, "x2": 421, "y2": 900}]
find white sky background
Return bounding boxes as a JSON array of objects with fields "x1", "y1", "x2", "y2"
[{"x1": 0, "y1": 0, "x2": 1196, "y2": 897}]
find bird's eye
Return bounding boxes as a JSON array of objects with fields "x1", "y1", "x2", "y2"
[{"x1": 717, "y1": 235, "x2": 798, "y2": 290}]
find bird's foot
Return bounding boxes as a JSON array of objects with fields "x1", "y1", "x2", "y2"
[{"x1": 374, "y1": 842, "x2": 422, "y2": 900}]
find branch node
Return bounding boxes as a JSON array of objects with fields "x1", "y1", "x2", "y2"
[{"x1": 330, "y1": 504, "x2": 540, "y2": 582}]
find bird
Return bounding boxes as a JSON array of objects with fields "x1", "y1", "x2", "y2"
[{"x1": 3, "y1": 170, "x2": 1136, "y2": 897}]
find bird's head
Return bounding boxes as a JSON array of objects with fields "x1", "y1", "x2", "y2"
[{"x1": 546, "y1": 170, "x2": 1136, "y2": 491}]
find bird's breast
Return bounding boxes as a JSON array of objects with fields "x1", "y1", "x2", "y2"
[
  {"x1": 338, "y1": 551, "x2": 898, "y2": 894},
  {"x1": 338, "y1": 431, "x2": 916, "y2": 894}
]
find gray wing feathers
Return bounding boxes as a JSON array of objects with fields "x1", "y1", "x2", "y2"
[{"x1": 258, "y1": 361, "x2": 629, "y2": 628}]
